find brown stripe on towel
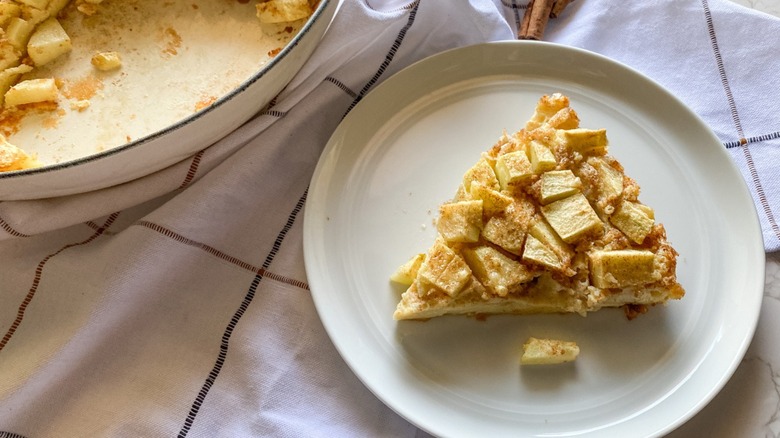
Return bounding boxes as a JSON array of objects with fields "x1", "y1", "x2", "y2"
[
  {"x1": 325, "y1": 76, "x2": 358, "y2": 99},
  {"x1": 343, "y1": 0, "x2": 421, "y2": 117},
  {"x1": 177, "y1": 188, "x2": 308, "y2": 437},
  {"x1": 0, "y1": 212, "x2": 120, "y2": 353},
  {"x1": 179, "y1": 150, "x2": 206, "y2": 189},
  {"x1": 0, "y1": 215, "x2": 30, "y2": 238},
  {"x1": 135, "y1": 220, "x2": 309, "y2": 290}
]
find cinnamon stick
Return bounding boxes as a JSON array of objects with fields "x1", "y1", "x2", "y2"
[
  {"x1": 550, "y1": 0, "x2": 574, "y2": 18},
  {"x1": 518, "y1": 0, "x2": 574, "y2": 40},
  {"x1": 519, "y1": 0, "x2": 533, "y2": 38},
  {"x1": 519, "y1": 0, "x2": 554, "y2": 40}
]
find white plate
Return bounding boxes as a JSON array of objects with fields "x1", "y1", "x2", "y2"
[{"x1": 303, "y1": 41, "x2": 764, "y2": 437}]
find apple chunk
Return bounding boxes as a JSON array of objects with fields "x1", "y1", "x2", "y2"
[
  {"x1": 462, "y1": 245, "x2": 533, "y2": 297},
  {"x1": 5, "y1": 17, "x2": 35, "y2": 52},
  {"x1": 540, "y1": 170, "x2": 582, "y2": 204},
  {"x1": 541, "y1": 193, "x2": 602, "y2": 243},
  {"x1": 4, "y1": 78, "x2": 58, "y2": 107},
  {"x1": 557, "y1": 128, "x2": 608, "y2": 154},
  {"x1": 0, "y1": 3, "x2": 21, "y2": 28},
  {"x1": 528, "y1": 140, "x2": 557, "y2": 174},
  {"x1": 494, "y1": 150, "x2": 533, "y2": 189},
  {"x1": 390, "y1": 253, "x2": 425, "y2": 286},
  {"x1": 416, "y1": 239, "x2": 472, "y2": 297},
  {"x1": 589, "y1": 249, "x2": 660, "y2": 288},
  {"x1": 28, "y1": 17, "x2": 72, "y2": 66},
  {"x1": 437, "y1": 200, "x2": 483, "y2": 243},
  {"x1": 610, "y1": 200, "x2": 655, "y2": 244},
  {"x1": 521, "y1": 337, "x2": 580, "y2": 365}
]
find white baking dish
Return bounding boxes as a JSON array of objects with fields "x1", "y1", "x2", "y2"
[{"x1": 0, "y1": 0, "x2": 336, "y2": 200}]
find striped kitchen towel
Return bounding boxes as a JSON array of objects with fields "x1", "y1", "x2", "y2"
[{"x1": 0, "y1": 0, "x2": 777, "y2": 437}]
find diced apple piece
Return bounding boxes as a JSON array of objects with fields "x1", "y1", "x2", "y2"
[
  {"x1": 589, "y1": 157, "x2": 624, "y2": 199},
  {"x1": 437, "y1": 200, "x2": 483, "y2": 243},
  {"x1": 557, "y1": 128, "x2": 608, "y2": 154},
  {"x1": 0, "y1": 2, "x2": 21, "y2": 28},
  {"x1": 482, "y1": 200, "x2": 533, "y2": 255},
  {"x1": 4, "y1": 77, "x2": 58, "y2": 107},
  {"x1": 610, "y1": 200, "x2": 655, "y2": 244},
  {"x1": 462, "y1": 245, "x2": 533, "y2": 297},
  {"x1": 27, "y1": 17, "x2": 72, "y2": 66},
  {"x1": 416, "y1": 239, "x2": 472, "y2": 297},
  {"x1": 0, "y1": 41, "x2": 21, "y2": 72},
  {"x1": 521, "y1": 337, "x2": 579, "y2": 365},
  {"x1": 522, "y1": 234, "x2": 565, "y2": 271},
  {"x1": 540, "y1": 170, "x2": 582, "y2": 204},
  {"x1": 528, "y1": 216, "x2": 573, "y2": 264},
  {"x1": 469, "y1": 181, "x2": 513, "y2": 216},
  {"x1": 91, "y1": 51, "x2": 121, "y2": 71},
  {"x1": 256, "y1": 0, "x2": 313, "y2": 23},
  {"x1": 494, "y1": 150, "x2": 533, "y2": 189},
  {"x1": 480, "y1": 150, "x2": 497, "y2": 169},
  {"x1": 5, "y1": 17, "x2": 35, "y2": 52},
  {"x1": 589, "y1": 249, "x2": 659, "y2": 288},
  {"x1": 462, "y1": 157, "x2": 500, "y2": 192},
  {"x1": 390, "y1": 253, "x2": 425, "y2": 286},
  {"x1": 25, "y1": 6, "x2": 49, "y2": 25},
  {"x1": 528, "y1": 140, "x2": 557, "y2": 174},
  {"x1": 541, "y1": 193, "x2": 603, "y2": 243},
  {"x1": 0, "y1": 63, "x2": 32, "y2": 106},
  {"x1": 483, "y1": 217, "x2": 525, "y2": 255},
  {"x1": 0, "y1": 64, "x2": 33, "y2": 82},
  {"x1": 17, "y1": 0, "x2": 50, "y2": 9},
  {"x1": 636, "y1": 203, "x2": 654, "y2": 220}
]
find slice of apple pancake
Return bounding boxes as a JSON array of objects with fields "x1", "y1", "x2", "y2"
[{"x1": 391, "y1": 93, "x2": 684, "y2": 320}]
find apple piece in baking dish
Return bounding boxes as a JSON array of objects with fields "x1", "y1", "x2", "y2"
[{"x1": 27, "y1": 16, "x2": 72, "y2": 66}]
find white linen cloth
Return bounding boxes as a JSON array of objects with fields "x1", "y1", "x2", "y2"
[{"x1": 0, "y1": 0, "x2": 778, "y2": 437}]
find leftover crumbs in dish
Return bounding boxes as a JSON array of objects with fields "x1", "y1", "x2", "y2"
[{"x1": 0, "y1": 0, "x2": 317, "y2": 171}]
